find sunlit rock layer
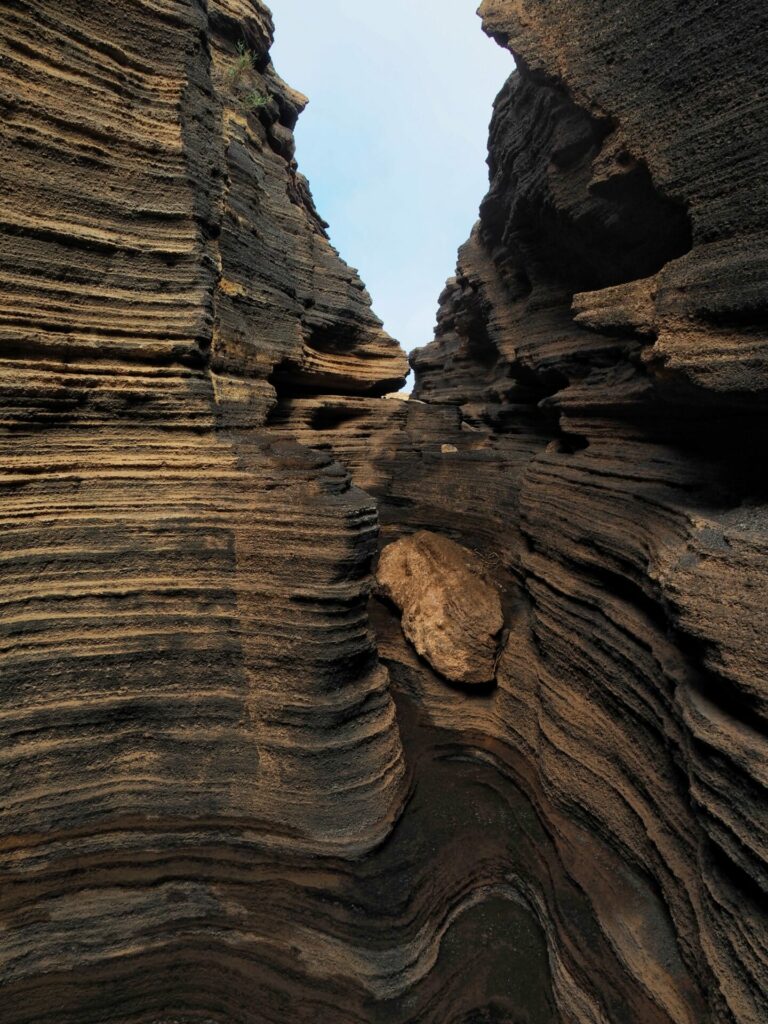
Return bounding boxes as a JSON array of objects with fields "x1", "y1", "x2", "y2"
[{"x1": 1, "y1": 0, "x2": 766, "y2": 1022}]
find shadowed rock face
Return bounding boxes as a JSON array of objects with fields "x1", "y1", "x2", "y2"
[{"x1": 1, "y1": 1, "x2": 767, "y2": 1023}]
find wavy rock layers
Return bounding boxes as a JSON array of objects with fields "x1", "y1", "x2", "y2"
[
  {"x1": 2, "y1": 1, "x2": 767, "y2": 1022},
  {"x1": 272, "y1": 2, "x2": 768, "y2": 1023},
  {"x1": 0, "y1": 1, "x2": 412, "y2": 1020},
  {"x1": 2, "y1": 2, "x2": 555, "y2": 1020},
  {"x1": 392, "y1": 2, "x2": 766, "y2": 1021}
]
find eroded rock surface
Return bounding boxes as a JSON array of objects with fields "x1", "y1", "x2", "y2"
[
  {"x1": 377, "y1": 531, "x2": 504, "y2": 685},
  {"x1": 0, "y1": 1, "x2": 409, "y2": 1020},
  {"x1": 271, "y1": 2, "x2": 768, "y2": 1023},
  {"x1": 1, "y1": 1, "x2": 767, "y2": 1023}
]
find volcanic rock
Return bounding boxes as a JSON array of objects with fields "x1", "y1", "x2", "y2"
[
  {"x1": 376, "y1": 532, "x2": 504, "y2": 685},
  {"x1": 1, "y1": 0, "x2": 767, "y2": 1022},
  {"x1": 274, "y1": 2, "x2": 768, "y2": 1022}
]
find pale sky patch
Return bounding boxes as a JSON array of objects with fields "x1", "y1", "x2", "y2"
[{"x1": 267, "y1": 0, "x2": 514, "y2": 356}]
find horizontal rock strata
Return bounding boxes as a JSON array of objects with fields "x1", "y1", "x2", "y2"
[
  {"x1": 398, "y1": 2, "x2": 766, "y2": 1020},
  {"x1": 0, "y1": 1, "x2": 428, "y2": 1020},
  {"x1": 272, "y1": 2, "x2": 768, "y2": 1023}
]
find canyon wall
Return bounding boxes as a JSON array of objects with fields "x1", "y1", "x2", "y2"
[
  {"x1": 0, "y1": 1, "x2": 411, "y2": 1019},
  {"x1": 1, "y1": 1, "x2": 766, "y2": 1023},
  {"x1": 277, "y1": 1, "x2": 768, "y2": 1021}
]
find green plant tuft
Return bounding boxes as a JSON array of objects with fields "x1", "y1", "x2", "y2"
[
  {"x1": 228, "y1": 41, "x2": 256, "y2": 82},
  {"x1": 241, "y1": 89, "x2": 269, "y2": 112},
  {"x1": 221, "y1": 40, "x2": 270, "y2": 115}
]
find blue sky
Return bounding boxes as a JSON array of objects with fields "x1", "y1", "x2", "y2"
[{"x1": 267, "y1": 0, "x2": 514, "y2": 356}]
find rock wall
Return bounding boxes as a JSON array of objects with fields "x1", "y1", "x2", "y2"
[
  {"x1": 0, "y1": 1, "x2": 411, "y2": 1019},
  {"x1": 1, "y1": 1, "x2": 766, "y2": 1022},
  {"x1": 274, "y1": 1, "x2": 768, "y2": 1022},
  {"x1": 400, "y1": 1, "x2": 768, "y2": 1020}
]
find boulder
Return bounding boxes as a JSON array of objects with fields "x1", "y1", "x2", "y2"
[{"x1": 376, "y1": 531, "x2": 504, "y2": 685}]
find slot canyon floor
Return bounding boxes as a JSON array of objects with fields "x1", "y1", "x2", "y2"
[{"x1": 0, "y1": 1, "x2": 767, "y2": 1022}]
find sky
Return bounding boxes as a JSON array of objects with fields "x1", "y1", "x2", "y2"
[{"x1": 267, "y1": 0, "x2": 514, "y2": 357}]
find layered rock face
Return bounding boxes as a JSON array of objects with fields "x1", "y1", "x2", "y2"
[
  {"x1": 2, "y1": 1, "x2": 767, "y2": 1023},
  {"x1": 0, "y1": 1, "x2": 410, "y2": 1019},
  {"x1": 273, "y1": 2, "x2": 768, "y2": 1022},
  {"x1": 398, "y1": 1, "x2": 767, "y2": 1020}
]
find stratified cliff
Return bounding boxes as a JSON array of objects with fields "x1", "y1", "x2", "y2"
[
  {"x1": 1, "y1": 1, "x2": 766, "y2": 1023},
  {"x1": 0, "y1": 1, "x2": 408, "y2": 1019},
  {"x1": 274, "y1": 2, "x2": 768, "y2": 1023},
  {"x1": 405, "y1": 0, "x2": 767, "y2": 1019}
]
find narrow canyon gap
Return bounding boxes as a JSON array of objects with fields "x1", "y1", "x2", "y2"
[{"x1": 0, "y1": 2, "x2": 766, "y2": 1024}]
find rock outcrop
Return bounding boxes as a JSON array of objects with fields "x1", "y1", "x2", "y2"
[
  {"x1": 1, "y1": 1, "x2": 767, "y2": 1023},
  {"x1": 396, "y1": 1, "x2": 767, "y2": 1020},
  {"x1": 0, "y1": 1, "x2": 409, "y2": 1019}
]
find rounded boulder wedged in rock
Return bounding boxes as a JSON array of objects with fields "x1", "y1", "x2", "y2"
[{"x1": 376, "y1": 531, "x2": 504, "y2": 685}]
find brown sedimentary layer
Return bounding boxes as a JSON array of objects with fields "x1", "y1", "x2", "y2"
[
  {"x1": 399, "y1": 1, "x2": 767, "y2": 1019},
  {"x1": 0, "y1": 1, "x2": 411, "y2": 1019}
]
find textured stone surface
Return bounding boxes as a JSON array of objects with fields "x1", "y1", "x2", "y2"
[
  {"x1": 399, "y1": 1, "x2": 768, "y2": 1020},
  {"x1": 0, "y1": 2, "x2": 409, "y2": 1020},
  {"x1": 0, "y1": 4, "x2": 556, "y2": 1023},
  {"x1": 376, "y1": 531, "x2": 504, "y2": 685},
  {"x1": 272, "y1": 2, "x2": 768, "y2": 1023},
  {"x1": 2, "y1": 0, "x2": 767, "y2": 1022}
]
